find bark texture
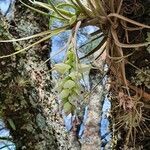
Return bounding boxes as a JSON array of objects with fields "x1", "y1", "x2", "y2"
[
  {"x1": 80, "y1": 53, "x2": 105, "y2": 150},
  {"x1": 0, "y1": 1, "x2": 63, "y2": 149}
]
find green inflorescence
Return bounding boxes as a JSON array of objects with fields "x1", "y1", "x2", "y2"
[{"x1": 53, "y1": 47, "x2": 91, "y2": 115}]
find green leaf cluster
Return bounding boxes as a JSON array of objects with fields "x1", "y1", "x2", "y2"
[{"x1": 53, "y1": 48, "x2": 91, "y2": 114}]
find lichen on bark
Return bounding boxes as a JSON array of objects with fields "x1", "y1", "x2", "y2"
[{"x1": 0, "y1": 1, "x2": 61, "y2": 149}]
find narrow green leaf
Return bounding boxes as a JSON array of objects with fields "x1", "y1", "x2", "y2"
[
  {"x1": 20, "y1": 0, "x2": 49, "y2": 16},
  {"x1": 78, "y1": 34, "x2": 103, "y2": 50},
  {"x1": 0, "y1": 26, "x2": 68, "y2": 59},
  {"x1": 0, "y1": 30, "x2": 51, "y2": 42},
  {"x1": 56, "y1": 3, "x2": 78, "y2": 11},
  {"x1": 80, "y1": 37, "x2": 106, "y2": 59},
  {"x1": 8, "y1": 118, "x2": 16, "y2": 130}
]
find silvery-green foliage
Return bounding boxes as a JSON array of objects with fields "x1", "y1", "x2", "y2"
[{"x1": 53, "y1": 47, "x2": 91, "y2": 114}]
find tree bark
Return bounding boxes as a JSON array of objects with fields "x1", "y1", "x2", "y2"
[
  {"x1": 80, "y1": 53, "x2": 105, "y2": 150},
  {"x1": 0, "y1": 1, "x2": 64, "y2": 149}
]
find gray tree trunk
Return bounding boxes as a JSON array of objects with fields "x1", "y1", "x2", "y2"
[
  {"x1": 81, "y1": 55, "x2": 105, "y2": 150},
  {"x1": 0, "y1": 1, "x2": 68, "y2": 149}
]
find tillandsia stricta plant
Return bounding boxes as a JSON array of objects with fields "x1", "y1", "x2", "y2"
[{"x1": 0, "y1": 0, "x2": 150, "y2": 148}]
